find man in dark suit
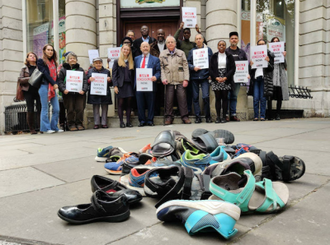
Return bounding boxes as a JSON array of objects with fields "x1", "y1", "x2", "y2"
[
  {"x1": 134, "y1": 42, "x2": 161, "y2": 126},
  {"x1": 133, "y1": 25, "x2": 156, "y2": 56}
]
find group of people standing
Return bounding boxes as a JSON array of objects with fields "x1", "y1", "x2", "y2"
[{"x1": 17, "y1": 22, "x2": 289, "y2": 134}]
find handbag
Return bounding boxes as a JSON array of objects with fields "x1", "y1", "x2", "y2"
[
  {"x1": 29, "y1": 68, "x2": 43, "y2": 88},
  {"x1": 16, "y1": 81, "x2": 25, "y2": 101}
]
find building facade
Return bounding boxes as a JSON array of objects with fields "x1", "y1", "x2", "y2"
[{"x1": 0, "y1": 0, "x2": 329, "y2": 133}]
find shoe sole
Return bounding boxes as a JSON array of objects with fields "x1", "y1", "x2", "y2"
[
  {"x1": 156, "y1": 200, "x2": 241, "y2": 221},
  {"x1": 95, "y1": 156, "x2": 108, "y2": 162},
  {"x1": 120, "y1": 175, "x2": 146, "y2": 196},
  {"x1": 104, "y1": 168, "x2": 122, "y2": 175},
  {"x1": 57, "y1": 209, "x2": 130, "y2": 224}
]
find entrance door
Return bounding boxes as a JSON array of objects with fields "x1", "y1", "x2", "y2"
[{"x1": 123, "y1": 19, "x2": 179, "y2": 41}]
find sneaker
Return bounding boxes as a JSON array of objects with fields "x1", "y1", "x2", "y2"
[
  {"x1": 139, "y1": 143, "x2": 151, "y2": 154},
  {"x1": 95, "y1": 146, "x2": 113, "y2": 162},
  {"x1": 120, "y1": 167, "x2": 154, "y2": 196},
  {"x1": 180, "y1": 150, "x2": 216, "y2": 174},
  {"x1": 104, "y1": 153, "x2": 139, "y2": 175},
  {"x1": 105, "y1": 147, "x2": 128, "y2": 162},
  {"x1": 55, "y1": 129, "x2": 64, "y2": 133},
  {"x1": 210, "y1": 146, "x2": 231, "y2": 163},
  {"x1": 144, "y1": 155, "x2": 181, "y2": 168},
  {"x1": 156, "y1": 199, "x2": 240, "y2": 239},
  {"x1": 46, "y1": 130, "x2": 55, "y2": 134}
]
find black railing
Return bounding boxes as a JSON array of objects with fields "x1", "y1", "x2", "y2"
[{"x1": 289, "y1": 86, "x2": 313, "y2": 99}]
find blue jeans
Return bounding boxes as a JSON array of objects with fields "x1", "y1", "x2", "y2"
[
  {"x1": 39, "y1": 84, "x2": 60, "y2": 132},
  {"x1": 228, "y1": 83, "x2": 240, "y2": 116},
  {"x1": 253, "y1": 76, "x2": 266, "y2": 119},
  {"x1": 192, "y1": 79, "x2": 210, "y2": 118}
]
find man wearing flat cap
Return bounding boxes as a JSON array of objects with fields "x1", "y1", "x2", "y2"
[{"x1": 226, "y1": 31, "x2": 249, "y2": 122}]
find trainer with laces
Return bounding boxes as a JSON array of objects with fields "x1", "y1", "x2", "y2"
[
  {"x1": 180, "y1": 150, "x2": 217, "y2": 174},
  {"x1": 104, "y1": 152, "x2": 139, "y2": 175}
]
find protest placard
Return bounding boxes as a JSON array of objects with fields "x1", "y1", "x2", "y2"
[
  {"x1": 88, "y1": 49, "x2": 99, "y2": 65},
  {"x1": 136, "y1": 68, "x2": 153, "y2": 92},
  {"x1": 108, "y1": 47, "x2": 121, "y2": 69},
  {"x1": 90, "y1": 73, "x2": 107, "y2": 96},
  {"x1": 182, "y1": 7, "x2": 197, "y2": 28},
  {"x1": 66, "y1": 70, "x2": 83, "y2": 92},
  {"x1": 233, "y1": 61, "x2": 249, "y2": 83},
  {"x1": 250, "y1": 45, "x2": 268, "y2": 69},
  {"x1": 193, "y1": 48, "x2": 209, "y2": 69},
  {"x1": 269, "y1": 42, "x2": 284, "y2": 64}
]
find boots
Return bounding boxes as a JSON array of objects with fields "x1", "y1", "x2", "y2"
[{"x1": 27, "y1": 112, "x2": 37, "y2": 134}]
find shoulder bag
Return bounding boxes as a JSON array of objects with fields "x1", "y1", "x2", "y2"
[{"x1": 29, "y1": 68, "x2": 43, "y2": 89}]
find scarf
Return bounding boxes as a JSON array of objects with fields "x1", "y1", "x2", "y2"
[{"x1": 47, "y1": 59, "x2": 56, "y2": 101}]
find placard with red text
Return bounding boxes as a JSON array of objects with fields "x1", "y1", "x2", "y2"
[
  {"x1": 91, "y1": 73, "x2": 107, "y2": 96},
  {"x1": 66, "y1": 70, "x2": 83, "y2": 92},
  {"x1": 234, "y1": 61, "x2": 249, "y2": 83},
  {"x1": 182, "y1": 7, "x2": 197, "y2": 28},
  {"x1": 136, "y1": 68, "x2": 153, "y2": 92},
  {"x1": 250, "y1": 45, "x2": 268, "y2": 69},
  {"x1": 269, "y1": 42, "x2": 284, "y2": 64}
]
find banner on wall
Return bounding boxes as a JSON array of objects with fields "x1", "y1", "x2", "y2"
[
  {"x1": 51, "y1": 17, "x2": 66, "y2": 64},
  {"x1": 33, "y1": 23, "x2": 49, "y2": 59},
  {"x1": 120, "y1": 0, "x2": 180, "y2": 8},
  {"x1": 267, "y1": 19, "x2": 285, "y2": 43}
]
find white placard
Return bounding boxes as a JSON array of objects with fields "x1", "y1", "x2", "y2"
[
  {"x1": 88, "y1": 49, "x2": 99, "y2": 65},
  {"x1": 136, "y1": 68, "x2": 153, "y2": 92},
  {"x1": 234, "y1": 61, "x2": 249, "y2": 83},
  {"x1": 90, "y1": 73, "x2": 107, "y2": 96},
  {"x1": 182, "y1": 7, "x2": 197, "y2": 28},
  {"x1": 193, "y1": 48, "x2": 209, "y2": 69},
  {"x1": 108, "y1": 47, "x2": 121, "y2": 69},
  {"x1": 66, "y1": 70, "x2": 83, "y2": 92},
  {"x1": 269, "y1": 42, "x2": 284, "y2": 64},
  {"x1": 250, "y1": 45, "x2": 268, "y2": 69}
]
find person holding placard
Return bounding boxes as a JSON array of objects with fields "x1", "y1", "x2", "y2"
[
  {"x1": 87, "y1": 58, "x2": 112, "y2": 129},
  {"x1": 134, "y1": 42, "x2": 160, "y2": 127},
  {"x1": 268, "y1": 37, "x2": 289, "y2": 120},
  {"x1": 57, "y1": 52, "x2": 88, "y2": 131},
  {"x1": 226, "y1": 31, "x2": 249, "y2": 122},
  {"x1": 187, "y1": 34, "x2": 213, "y2": 123},
  {"x1": 249, "y1": 39, "x2": 274, "y2": 121},
  {"x1": 112, "y1": 44, "x2": 135, "y2": 128},
  {"x1": 37, "y1": 44, "x2": 63, "y2": 134},
  {"x1": 209, "y1": 40, "x2": 236, "y2": 123},
  {"x1": 159, "y1": 36, "x2": 191, "y2": 125}
]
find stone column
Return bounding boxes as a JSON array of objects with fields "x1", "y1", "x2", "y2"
[
  {"x1": 0, "y1": 0, "x2": 24, "y2": 134},
  {"x1": 65, "y1": 0, "x2": 97, "y2": 69}
]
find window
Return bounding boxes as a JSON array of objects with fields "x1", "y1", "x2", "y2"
[{"x1": 26, "y1": 0, "x2": 66, "y2": 64}]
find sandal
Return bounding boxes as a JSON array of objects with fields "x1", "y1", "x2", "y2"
[
  {"x1": 209, "y1": 170, "x2": 289, "y2": 213},
  {"x1": 151, "y1": 130, "x2": 177, "y2": 158},
  {"x1": 191, "y1": 133, "x2": 219, "y2": 153},
  {"x1": 264, "y1": 151, "x2": 306, "y2": 182}
]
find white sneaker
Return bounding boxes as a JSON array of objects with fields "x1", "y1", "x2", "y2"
[
  {"x1": 56, "y1": 129, "x2": 64, "y2": 133},
  {"x1": 46, "y1": 130, "x2": 55, "y2": 134}
]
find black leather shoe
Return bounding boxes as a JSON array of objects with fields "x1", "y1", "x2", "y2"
[
  {"x1": 138, "y1": 122, "x2": 146, "y2": 127},
  {"x1": 57, "y1": 190, "x2": 130, "y2": 224},
  {"x1": 126, "y1": 122, "x2": 133, "y2": 128},
  {"x1": 206, "y1": 117, "x2": 213, "y2": 123},
  {"x1": 215, "y1": 117, "x2": 221, "y2": 123},
  {"x1": 220, "y1": 118, "x2": 226, "y2": 123},
  {"x1": 147, "y1": 122, "x2": 154, "y2": 126},
  {"x1": 195, "y1": 117, "x2": 202, "y2": 124},
  {"x1": 120, "y1": 122, "x2": 126, "y2": 128},
  {"x1": 90, "y1": 175, "x2": 142, "y2": 204}
]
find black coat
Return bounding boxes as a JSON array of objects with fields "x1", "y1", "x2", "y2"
[
  {"x1": 37, "y1": 58, "x2": 57, "y2": 86},
  {"x1": 112, "y1": 59, "x2": 135, "y2": 88},
  {"x1": 133, "y1": 36, "x2": 156, "y2": 56},
  {"x1": 209, "y1": 52, "x2": 236, "y2": 90},
  {"x1": 249, "y1": 50, "x2": 275, "y2": 99},
  {"x1": 57, "y1": 63, "x2": 88, "y2": 93},
  {"x1": 87, "y1": 67, "x2": 112, "y2": 105}
]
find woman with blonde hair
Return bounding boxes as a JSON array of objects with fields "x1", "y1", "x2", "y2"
[
  {"x1": 112, "y1": 44, "x2": 135, "y2": 128},
  {"x1": 18, "y1": 52, "x2": 41, "y2": 134},
  {"x1": 37, "y1": 44, "x2": 63, "y2": 133}
]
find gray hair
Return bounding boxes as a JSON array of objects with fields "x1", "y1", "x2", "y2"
[
  {"x1": 165, "y1": 35, "x2": 176, "y2": 44},
  {"x1": 66, "y1": 52, "x2": 78, "y2": 62}
]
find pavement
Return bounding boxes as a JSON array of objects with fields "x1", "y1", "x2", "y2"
[{"x1": 0, "y1": 118, "x2": 329, "y2": 245}]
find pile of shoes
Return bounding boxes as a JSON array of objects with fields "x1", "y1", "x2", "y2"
[{"x1": 58, "y1": 128, "x2": 306, "y2": 240}]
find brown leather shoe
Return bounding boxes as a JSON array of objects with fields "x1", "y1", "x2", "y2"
[
  {"x1": 69, "y1": 125, "x2": 78, "y2": 131},
  {"x1": 230, "y1": 116, "x2": 240, "y2": 122},
  {"x1": 165, "y1": 119, "x2": 172, "y2": 125},
  {"x1": 225, "y1": 116, "x2": 230, "y2": 122},
  {"x1": 183, "y1": 118, "x2": 191, "y2": 124}
]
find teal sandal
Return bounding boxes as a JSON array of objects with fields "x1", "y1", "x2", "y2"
[{"x1": 209, "y1": 170, "x2": 289, "y2": 213}]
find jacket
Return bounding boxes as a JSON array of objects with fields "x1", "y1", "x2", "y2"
[
  {"x1": 18, "y1": 66, "x2": 31, "y2": 92},
  {"x1": 36, "y1": 58, "x2": 57, "y2": 86},
  {"x1": 134, "y1": 54, "x2": 161, "y2": 92},
  {"x1": 249, "y1": 49, "x2": 275, "y2": 99},
  {"x1": 57, "y1": 63, "x2": 88, "y2": 93},
  {"x1": 87, "y1": 67, "x2": 112, "y2": 105},
  {"x1": 187, "y1": 45, "x2": 213, "y2": 80},
  {"x1": 133, "y1": 36, "x2": 157, "y2": 56},
  {"x1": 209, "y1": 51, "x2": 236, "y2": 88},
  {"x1": 159, "y1": 48, "x2": 189, "y2": 85},
  {"x1": 112, "y1": 59, "x2": 135, "y2": 88}
]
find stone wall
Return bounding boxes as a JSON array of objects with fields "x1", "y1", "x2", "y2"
[{"x1": 0, "y1": 0, "x2": 23, "y2": 134}]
